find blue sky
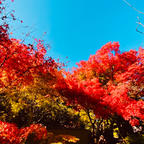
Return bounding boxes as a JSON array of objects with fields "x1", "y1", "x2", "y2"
[{"x1": 9, "y1": 0, "x2": 144, "y2": 68}]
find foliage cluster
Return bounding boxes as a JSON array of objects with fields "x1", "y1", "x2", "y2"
[
  {"x1": 0, "y1": 0, "x2": 143, "y2": 144},
  {"x1": 0, "y1": 121, "x2": 80, "y2": 144},
  {"x1": 0, "y1": 1, "x2": 87, "y2": 144},
  {"x1": 56, "y1": 42, "x2": 144, "y2": 143}
]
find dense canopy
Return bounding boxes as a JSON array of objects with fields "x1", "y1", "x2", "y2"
[{"x1": 57, "y1": 42, "x2": 144, "y2": 126}]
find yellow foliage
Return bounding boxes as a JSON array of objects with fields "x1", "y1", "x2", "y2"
[
  {"x1": 44, "y1": 131, "x2": 80, "y2": 144},
  {"x1": 51, "y1": 142, "x2": 63, "y2": 144},
  {"x1": 11, "y1": 101, "x2": 22, "y2": 114},
  {"x1": 56, "y1": 134, "x2": 79, "y2": 143}
]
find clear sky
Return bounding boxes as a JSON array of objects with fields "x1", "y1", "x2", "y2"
[{"x1": 9, "y1": 0, "x2": 144, "y2": 68}]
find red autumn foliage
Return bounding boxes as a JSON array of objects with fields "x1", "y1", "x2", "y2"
[
  {"x1": 56, "y1": 42, "x2": 144, "y2": 126},
  {"x1": 19, "y1": 124, "x2": 48, "y2": 142},
  {"x1": 0, "y1": 23, "x2": 57, "y2": 89},
  {"x1": 0, "y1": 35, "x2": 57, "y2": 88},
  {"x1": 0, "y1": 0, "x2": 58, "y2": 90},
  {"x1": 0, "y1": 2, "x2": 59, "y2": 142},
  {"x1": 0, "y1": 121, "x2": 48, "y2": 144}
]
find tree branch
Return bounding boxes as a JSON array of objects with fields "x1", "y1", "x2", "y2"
[
  {"x1": 122, "y1": 0, "x2": 144, "y2": 34},
  {"x1": 136, "y1": 16, "x2": 144, "y2": 34},
  {"x1": 122, "y1": 0, "x2": 144, "y2": 14}
]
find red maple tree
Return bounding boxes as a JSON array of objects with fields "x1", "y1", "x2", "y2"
[
  {"x1": 0, "y1": 0, "x2": 57, "y2": 90},
  {"x1": 57, "y1": 42, "x2": 144, "y2": 126}
]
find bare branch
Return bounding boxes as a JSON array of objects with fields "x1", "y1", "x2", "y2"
[
  {"x1": 122, "y1": 0, "x2": 144, "y2": 34},
  {"x1": 122, "y1": 0, "x2": 144, "y2": 14},
  {"x1": 136, "y1": 17, "x2": 144, "y2": 34}
]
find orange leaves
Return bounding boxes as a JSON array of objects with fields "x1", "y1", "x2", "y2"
[{"x1": 56, "y1": 134, "x2": 79, "y2": 143}]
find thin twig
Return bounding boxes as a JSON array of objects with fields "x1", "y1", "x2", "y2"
[
  {"x1": 122, "y1": 0, "x2": 144, "y2": 14},
  {"x1": 122, "y1": 0, "x2": 144, "y2": 34},
  {"x1": 136, "y1": 17, "x2": 144, "y2": 34}
]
